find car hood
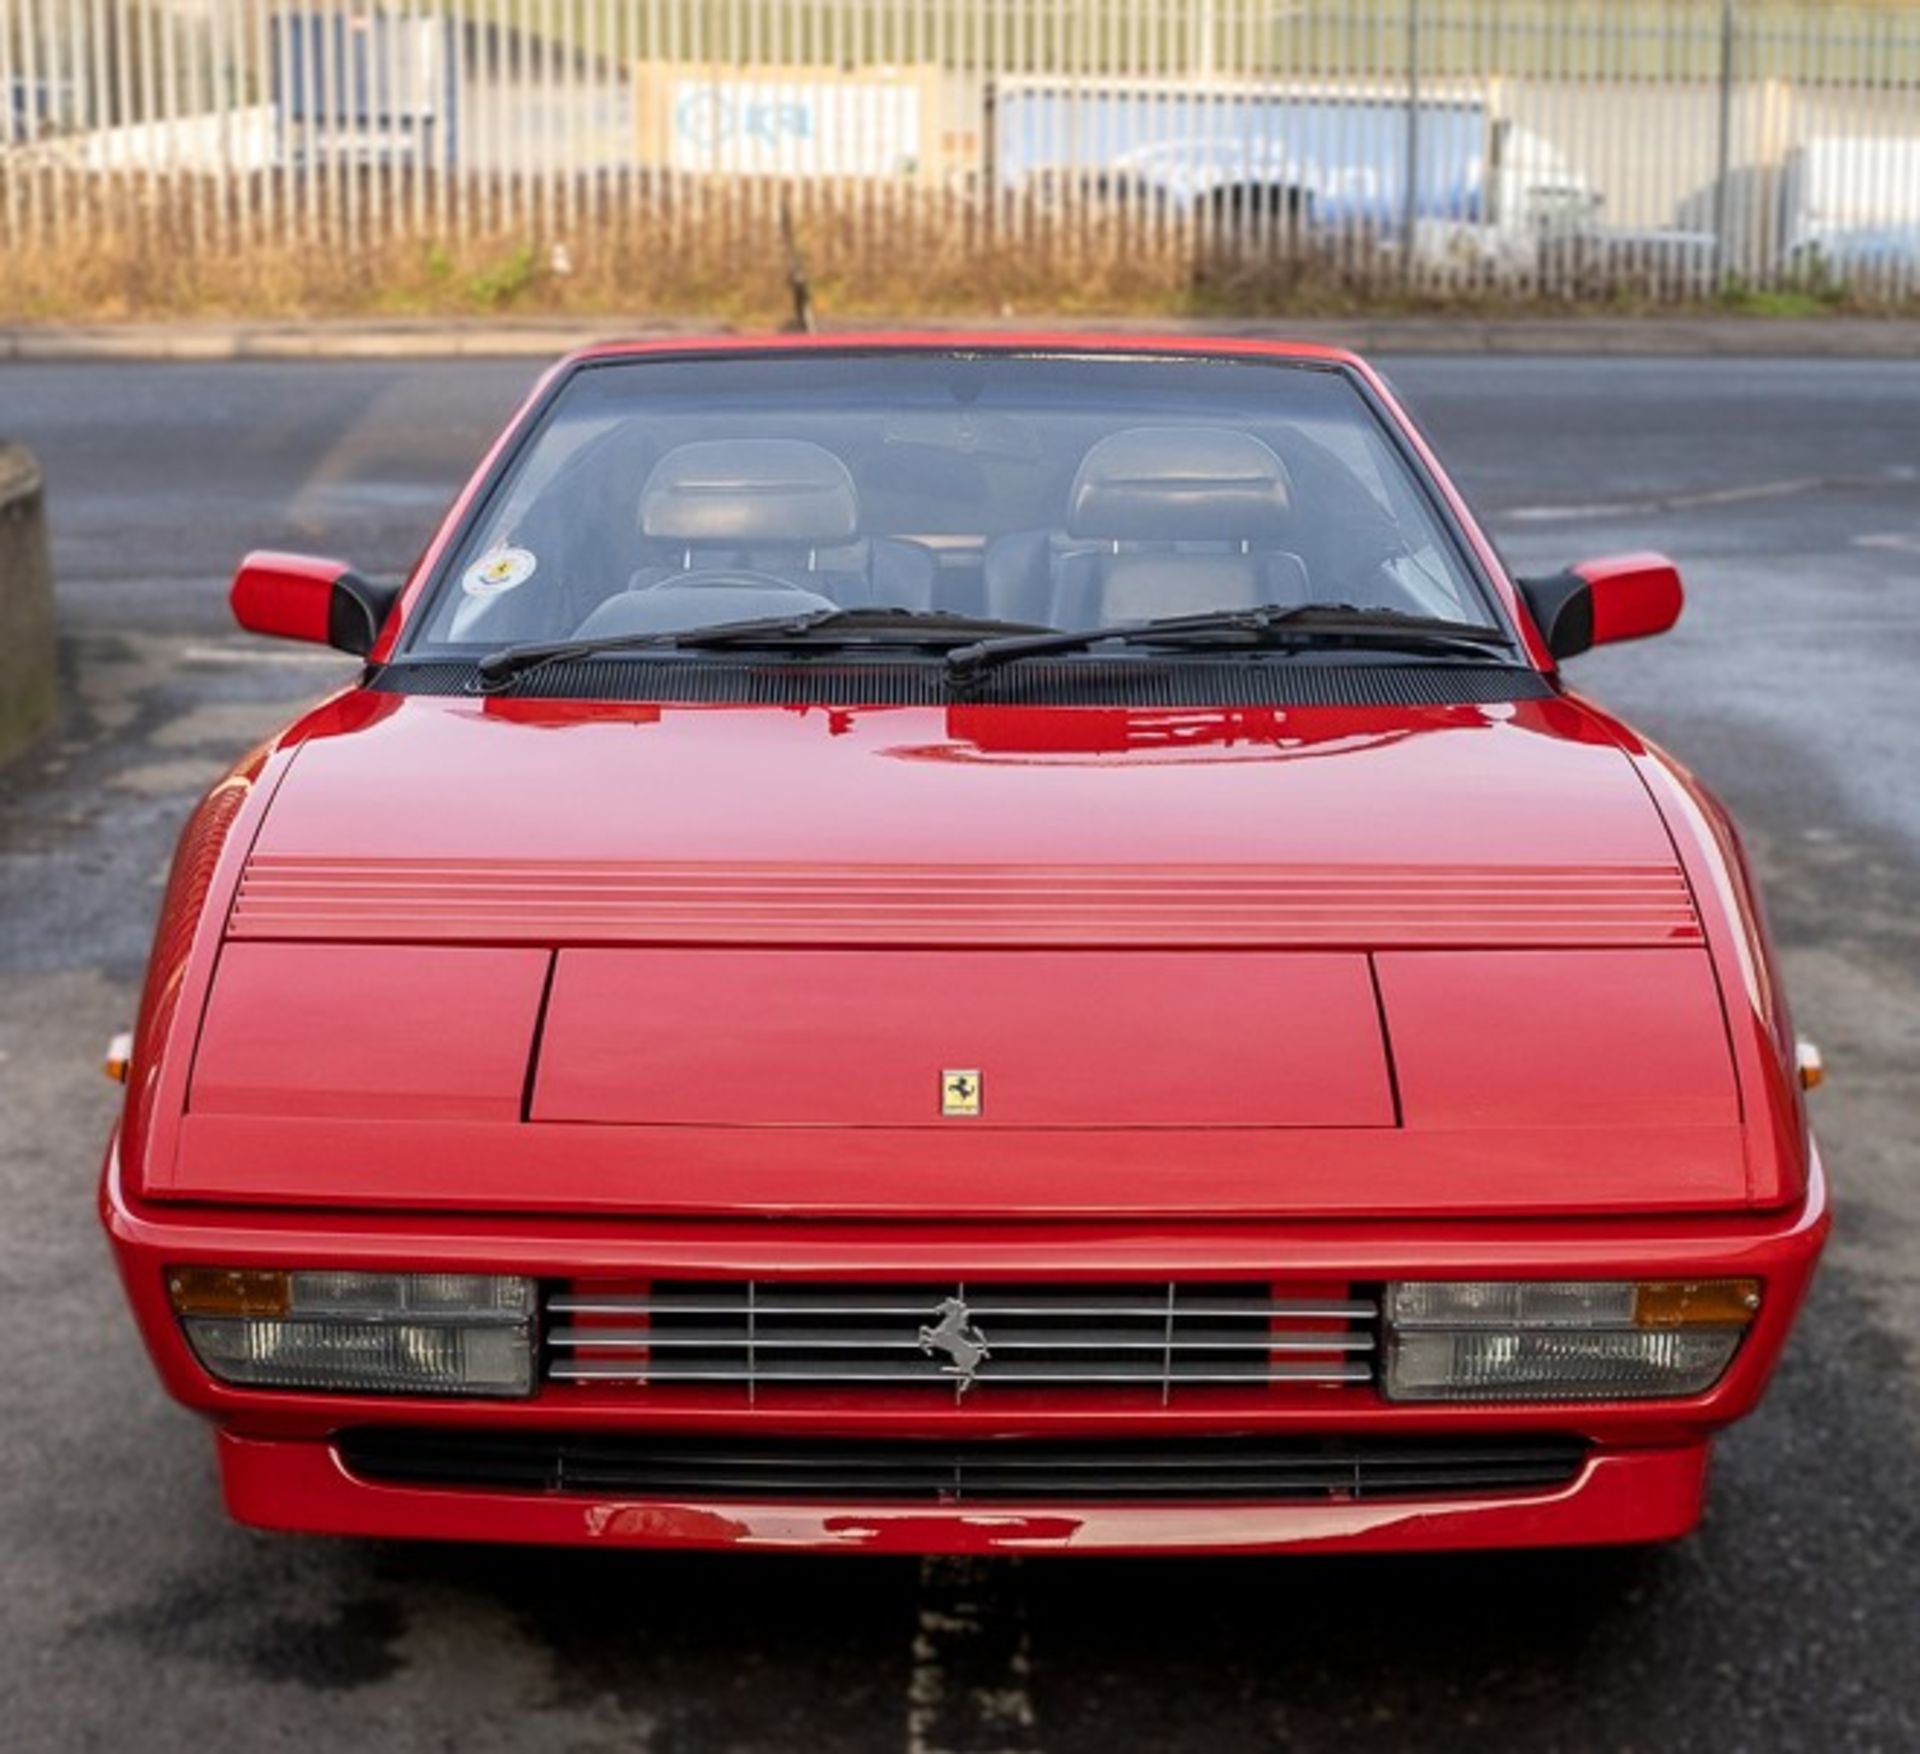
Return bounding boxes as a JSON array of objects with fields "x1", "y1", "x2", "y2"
[
  {"x1": 232, "y1": 690, "x2": 1690, "y2": 915},
  {"x1": 160, "y1": 689, "x2": 1754, "y2": 1217}
]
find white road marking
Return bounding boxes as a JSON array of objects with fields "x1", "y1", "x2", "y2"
[
  {"x1": 178, "y1": 642, "x2": 359, "y2": 668},
  {"x1": 1852, "y1": 531, "x2": 1920, "y2": 554},
  {"x1": 1502, "y1": 474, "x2": 1827, "y2": 524},
  {"x1": 284, "y1": 376, "x2": 464, "y2": 538},
  {"x1": 907, "y1": 1557, "x2": 1040, "y2": 1754}
]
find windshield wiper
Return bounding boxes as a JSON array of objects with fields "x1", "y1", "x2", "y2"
[
  {"x1": 472, "y1": 607, "x2": 1053, "y2": 691},
  {"x1": 943, "y1": 603, "x2": 1513, "y2": 685}
]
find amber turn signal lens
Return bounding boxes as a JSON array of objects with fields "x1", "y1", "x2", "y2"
[
  {"x1": 169, "y1": 1270, "x2": 537, "y2": 1397},
  {"x1": 168, "y1": 1267, "x2": 292, "y2": 1318},
  {"x1": 1633, "y1": 1279, "x2": 1762, "y2": 1329},
  {"x1": 1796, "y1": 1040, "x2": 1825, "y2": 1091},
  {"x1": 1383, "y1": 1279, "x2": 1763, "y2": 1402},
  {"x1": 103, "y1": 1031, "x2": 133, "y2": 1085}
]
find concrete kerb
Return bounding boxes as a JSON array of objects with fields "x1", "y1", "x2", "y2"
[{"x1": 5, "y1": 315, "x2": 1920, "y2": 362}]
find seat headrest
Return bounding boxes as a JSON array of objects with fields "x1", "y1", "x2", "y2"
[
  {"x1": 1067, "y1": 427, "x2": 1293, "y2": 542},
  {"x1": 640, "y1": 439, "x2": 859, "y2": 544}
]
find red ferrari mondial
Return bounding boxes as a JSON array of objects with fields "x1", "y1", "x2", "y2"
[{"x1": 103, "y1": 337, "x2": 1827, "y2": 1555}]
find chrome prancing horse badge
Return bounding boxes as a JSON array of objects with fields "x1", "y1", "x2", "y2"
[
  {"x1": 941, "y1": 1069, "x2": 982, "y2": 1116},
  {"x1": 919, "y1": 1296, "x2": 991, "y2": 1393}
]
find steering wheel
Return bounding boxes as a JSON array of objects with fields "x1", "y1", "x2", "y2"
[{"x1": 637, "y1": 567, "x2": 822, "y2": 594}]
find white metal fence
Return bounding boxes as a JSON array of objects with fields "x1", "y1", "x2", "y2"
[{"x1": 7, "y1": 1, "x2": 1920, "y2": 304}]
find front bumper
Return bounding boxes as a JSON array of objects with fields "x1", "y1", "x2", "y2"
[
  {"x1": 103, "y1": 1143, "x2": 1828, "y2": 1555},
  {"x1": 220, "y1": 1430, "x2": 1710, "y2": 1554}
]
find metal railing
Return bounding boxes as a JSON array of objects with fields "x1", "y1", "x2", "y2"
[{"x1": 5, "y1": 1, "x2": 1920, "y2": 305}]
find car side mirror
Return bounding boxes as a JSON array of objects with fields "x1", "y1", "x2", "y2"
[
  {"x1": 1517, "y1": 552, "x2": 1683, "y2": 661},
  {"x1": 230, "y1": 551, "x2": 403, "y2": 658}
]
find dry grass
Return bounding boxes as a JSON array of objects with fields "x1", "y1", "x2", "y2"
[
  {"x1": 0, "y1": 177, "x2": 1912, "y2": 326},
  {"x1": 0, "y1": 203, "x2": 1222, "y2": 326},
  {"x1": 0, "y1": 194, "x2": 1165, "y2": 326}
]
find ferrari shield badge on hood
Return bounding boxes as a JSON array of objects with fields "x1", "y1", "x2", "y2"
[{"x1": 941, "y1": 1069, "x2": 983, "y2": 1116}]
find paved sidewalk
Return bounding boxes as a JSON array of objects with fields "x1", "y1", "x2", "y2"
[{"x1": 5, "y1": 312, "x2": 1920, "y2": 361}]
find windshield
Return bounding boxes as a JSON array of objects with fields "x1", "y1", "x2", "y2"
[{"x1": 406, "y1": 353, "x2": 1499, "y2": 659}]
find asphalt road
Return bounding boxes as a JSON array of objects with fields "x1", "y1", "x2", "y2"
[{"x1": 2, "y1": 354, "x2": 1916, "y2": 1753}]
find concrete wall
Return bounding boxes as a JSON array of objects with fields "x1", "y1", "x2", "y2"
[{"x1": 0, "y1": 444, "x2": 57, "y2": 764}]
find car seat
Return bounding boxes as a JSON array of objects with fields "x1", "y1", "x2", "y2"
[
  {"x1": 575, "y1": 438, "x2": 936, "y2": 638},
  {"x1": 983, "y1": 426, "x2": 1309, "y2": 627}
]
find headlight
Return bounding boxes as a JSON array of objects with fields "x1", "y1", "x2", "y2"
[
  {"x1": 170, "y1": 1268, "x2": 537, "y2": 1397},
  {"x1": 1381, "y1": 1279, "x2": 1760, "y2": 1402}
]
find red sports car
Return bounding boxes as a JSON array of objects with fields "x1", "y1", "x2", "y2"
[{"x1": 102, "y1": 336, "x2": 1827, "y2": 1555}]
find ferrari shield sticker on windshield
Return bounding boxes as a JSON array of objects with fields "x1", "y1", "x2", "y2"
[{"x1": 463, "y1": 546, "x2": 538, "y2": 598}]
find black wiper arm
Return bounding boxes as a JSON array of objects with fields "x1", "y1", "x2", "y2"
[
  {"x1": 474, "y1": 607, "x2": 1052, "y2": 690},
  {"x1": 943, "y1": 603, "x2": 1512, "y2": 684}
]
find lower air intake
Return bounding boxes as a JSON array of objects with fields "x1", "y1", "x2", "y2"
[{"x1": 337, "y1": 1431, "x2": 1588, "y2": 1504}]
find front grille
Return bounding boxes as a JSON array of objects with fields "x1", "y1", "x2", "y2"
[
  {"x1": 544, "y1": 1281, "x2": 1376, "y2": 1402},
  {"x1": 338, "y1": 1429, "x2": 1588, "y2": 1504}
]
